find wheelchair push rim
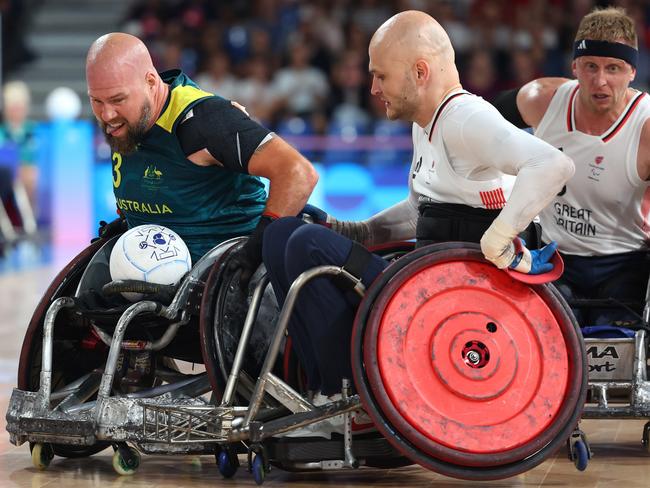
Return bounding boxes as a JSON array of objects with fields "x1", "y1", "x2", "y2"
[{"x1": 352, "y1": 243, "x2": 587, "y2": 480}]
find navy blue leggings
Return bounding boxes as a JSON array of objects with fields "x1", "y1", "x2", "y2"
[
  {"x1": 555, "y1": 251, "x2": 650, "y2": 326},
  {"x1": 262, "y1": 217, "x2": 389, "y2": 395}
]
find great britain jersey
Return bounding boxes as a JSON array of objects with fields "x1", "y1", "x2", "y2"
[
  {"x1": 112, "y1": 70, "x2": 267, "y2": 262},
  {"x1": 536, "y1": 79, "x2": 650, "y2": 255},
  {"x1": 411, "y1": 90, "x2": 515, "y2": 210}
]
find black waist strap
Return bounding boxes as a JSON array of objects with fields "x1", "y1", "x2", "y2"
[
  {"x1": 416, "y1": 203, "x2": 540, "y2": 249},
  {"x1": 416, "y1": 203, "x2": 499, "y2": 247}
]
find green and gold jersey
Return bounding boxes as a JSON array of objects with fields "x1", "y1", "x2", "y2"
[{"x1": 112, "y1": 70, "x2": 268, "y2": 262}]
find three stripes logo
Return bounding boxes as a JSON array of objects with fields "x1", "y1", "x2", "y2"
[
  {"x1": 479, "y1": 188, "x2": 506, "y2": 209},
  {"x1": 577, "y1": 40, "x2": 587, "y2": 51}
]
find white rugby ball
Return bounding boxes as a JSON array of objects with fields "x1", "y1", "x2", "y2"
[{"x1": 109, "y1": 224, "x2": 192, "y2": 301}]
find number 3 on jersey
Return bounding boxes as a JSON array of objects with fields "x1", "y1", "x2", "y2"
[{"x1": 112, "y1": 152, "x2": 122, "y2": 188}]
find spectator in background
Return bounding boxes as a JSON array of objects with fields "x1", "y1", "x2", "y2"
[
  {"x1": 327, "y1": 50, "x2": 371, "y2": 126},
  {"x1": 122, "y1": 0, "x2": 171, "y2": 41},
  {"x1": 272, "y1": 39, "x2": 329, "y2": 123},
  {"x1": 118, "y1": 0, "x2": 650, "y2": 136},
  {"x1": 195, "y1": 51, "x2": 239, "y2": 100},
  {"x1": 238, "y1": 56, "x2": 278, "y2": 124},
  {"x1": 462, "y1": 50, "x2": 502, "y2": 100},
  {"x1": 196, "y1": 22, "x2": 225, "y2": 62},
  {"x1": 503, "y1": 48, "x2": 544, "y2": 90},
  {"x1": 0, "y1": 81, "x2": 38, "y2": 214},
  {"x1": 153, "y1": 22, "x2": 198, "y2": 76}
]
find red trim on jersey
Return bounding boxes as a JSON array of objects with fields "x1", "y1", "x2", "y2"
[
  {"x1": 602, "y1": 92, "x2": 646, "y2": 142},
  {"x1": 641, "y1": 186, "x2": 650, "y2": 240},
  {"x1": 428, "y1": 92, "x2": 468, "y2": 142},
  {"x1": 566, "y1": 85, "x2": 579, "y2": 132},
  {"x1": 479, "y1": 188, "x2": 506, "y2": 209}
]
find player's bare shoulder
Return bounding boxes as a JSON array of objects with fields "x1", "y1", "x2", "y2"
[{"x1": 517, "y1": 77, "x2": 570, "y2": 128}]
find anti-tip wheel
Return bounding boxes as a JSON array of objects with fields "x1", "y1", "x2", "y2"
[
  {"x1": 112, "y1": 446, "x2": 141, "y2": 476},
  {"x1": 252, "y1": 454, "x2": 265, "y2": 485},
  {"x1": 31, "y1": 443, "x2": 54, "y2": 470},
  {"x1": 217, "y1": 448, "x2": 240, "y2": 478}
]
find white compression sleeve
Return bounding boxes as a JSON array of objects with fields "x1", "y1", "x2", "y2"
[
  {"x1": 442, "y1": 104, "x2": 574, "y2": 268},
  {"x1": 362, "y1": 189, "x2": 419, "y2": 246},
  {"x1": 443, "y1": 106, "x2": 574, "y2": 232},
  {"x1": 327, "y1": 191, "x2": 418, "y2": 246}
]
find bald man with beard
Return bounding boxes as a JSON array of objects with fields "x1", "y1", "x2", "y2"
[
  {"x1": 86, "y1": 33, "x2": 318, "y2": 283},
  {"x1": 261, "y1": 10, "x2": 574, "y2": 438}
]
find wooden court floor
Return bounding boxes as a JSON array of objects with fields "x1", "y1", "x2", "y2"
[{"x1": 1, "y1": 266, "x2": 649, "y2": 487}]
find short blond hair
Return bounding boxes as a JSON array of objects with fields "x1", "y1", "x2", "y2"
[
  {"x1": 3, "y1": 80, "x2": 31, "y2": 109},
  {"x1": 575, "y1": 7, "x2": 637, "y2": 48}
]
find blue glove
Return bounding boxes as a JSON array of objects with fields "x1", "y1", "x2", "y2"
[
  {"x1": 509, "y1": 238, "x2": 558, "y2": 275},
  {"x1": 300, "y1": 204, "x2": 331, "y2": 226}
]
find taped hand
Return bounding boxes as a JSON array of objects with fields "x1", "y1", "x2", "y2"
[{"x1": 508, "y1": 238, "x2": 558, "y2": 275}]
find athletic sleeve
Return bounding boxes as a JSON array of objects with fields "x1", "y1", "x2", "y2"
[
  {"x1": 442, "y1": 105, "x2": 575, "y2": 232},
  {"x1": 176, "y1": 97, "x2": 273, "y2": 173}
]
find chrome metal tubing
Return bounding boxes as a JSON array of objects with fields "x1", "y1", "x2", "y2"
[
  {"x1": 40, "y1": 296, "x2": 75, "y2": 410},
  {"x1": 95, "y1": 301, "x2": 163, "y2": 404},
  {"x1": 221, "y1": 275, "x2": 269, "y2": 407},
  {"x1": 242, "y1": 265, "x2": 365, "y2": 428}
]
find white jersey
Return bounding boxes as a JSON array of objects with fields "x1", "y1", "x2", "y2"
[
  {"x1": 536, "y1": 80, "x2": 650, "y2": 256},
  {"x1": 411, "y1": 90, "x2": 515, "y2": 209},
  {"x1": 363, "y1": 88, "x2": 572, "y2": 246}
]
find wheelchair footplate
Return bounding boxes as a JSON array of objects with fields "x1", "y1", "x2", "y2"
[{"x1": 6, "y1": 386, "x2": 237, "y2": 454}]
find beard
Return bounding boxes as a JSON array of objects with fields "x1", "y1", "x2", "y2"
[
  {"x1": 387, "y1": 75, "x2": 418, "y2": 121},
  {"x1": 101, "y1": 102, "x2": 151, "y2": 154}
]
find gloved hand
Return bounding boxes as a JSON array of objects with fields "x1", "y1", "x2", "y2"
[
  {"x1": 300, "y1": 204, "x2": 370, "y2": 244},
  {"x1": 300, "y1": 204, "x2": 331, "y2": 226},
  {"x1": 228, "y1": 214, "x2": 276, "y2": 291},
  {"x1": 91, "y1": 215, "x2": 128, "y2": 243},
  {"x1": 508, "y1": 238, "x2": 558, "y2": 275}
]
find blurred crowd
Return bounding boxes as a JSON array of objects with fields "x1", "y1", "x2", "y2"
[
  {"x1": 121, "y1": 0, "x2": 650, "y2": 135},
  {"x1": 3, "y1": 0, "x2": 650, "y2": 250}
]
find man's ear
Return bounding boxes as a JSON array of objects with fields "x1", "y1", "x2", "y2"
[
  {"x1": 145, "y1": 71, "x2": 157, "y2": 88},
  {"x1": 630, "y1": 66, "x2": 637, "y2": 83},
  {"x1": 571, "y1": 59, "x2": 577, "y2": 78},
  {"x1": 415, "y1": 59, "x2": 429, "y2": 84}
]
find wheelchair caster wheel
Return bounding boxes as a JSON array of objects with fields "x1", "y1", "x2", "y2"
[
  {"x1": 217, "y1": 447, "x2": 239, "y2": 478},
  {"x1": 112, "y1": 446, "x2": 141, "y2": 475},
  {"x1": 252, "y1": 454, "x2": 265, "y2": 485},
  {"x1": 642, "y1": 421, "x2": 650, "y2": 452},
  {"x1": 31, "y1": 443, "x2": 54, "y2": 470},
  {"x1": 567, "y1": 429, "x2": 591, "y2": 471},
  {"x1": 571, "y1": 440, "x2": 589, "y2": 471}
]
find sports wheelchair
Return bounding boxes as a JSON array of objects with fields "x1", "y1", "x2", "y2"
[
  {"x1": 571, "y1": 283, "x2": 650, "y2": 457},
  {"x1": 6, "y1": 234, "x2": 588, "y2": 483}
]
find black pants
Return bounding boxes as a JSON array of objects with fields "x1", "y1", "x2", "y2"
[{"x1": 416, "y1": 203, "x2": 539, "y2": 248}]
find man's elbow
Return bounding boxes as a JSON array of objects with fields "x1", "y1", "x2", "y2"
[
  {"x1": 554, "y1": 152, "x2": 575, "y2": 184},
  {"x1": 299, "y1": 158, "x2": 319, "y2": 194}
]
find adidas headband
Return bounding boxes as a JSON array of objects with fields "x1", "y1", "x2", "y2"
[{"x1": 573, "y1": 39, "x2": 638, "y2": 68}]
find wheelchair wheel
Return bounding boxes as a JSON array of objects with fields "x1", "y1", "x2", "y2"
[
  {"x1": 200, "y1": 240, "x2": 300, "y2": 398},
  {"x1": 17, "y1": 239, "x2": 111, "y2": 458},
  {"x1": 351, "y1": 243, "x2": 587, "y2": 480}
]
